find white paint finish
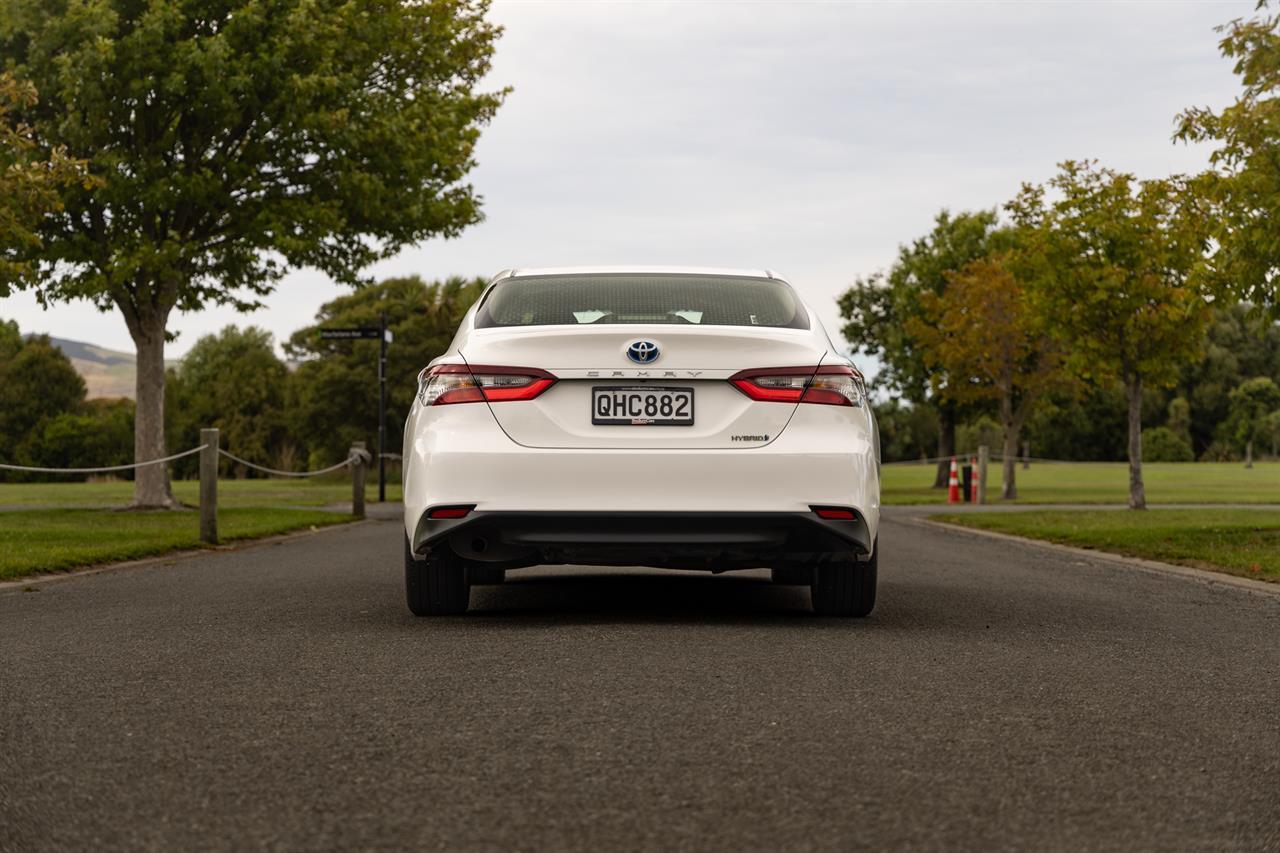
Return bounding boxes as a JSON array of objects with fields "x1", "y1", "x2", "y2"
[
  {"x1": 403, "y1": 401, "x2": 879, "y2": 535},
  {"x1": 405, "y1": 276, "x2": 881, "y2": 557}
]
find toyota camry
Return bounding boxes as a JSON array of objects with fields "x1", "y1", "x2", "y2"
[{"x1": 402, "y1": 267, "x2": 881, "y2": 616}]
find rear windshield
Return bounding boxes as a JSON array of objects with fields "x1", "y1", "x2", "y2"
[{"x1": 474, "y1": 274, "x2": 810, "y2": 329}]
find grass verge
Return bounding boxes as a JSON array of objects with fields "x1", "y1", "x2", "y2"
[
  {"x1": 932, "y1": 509, "x2": 1280, "y2": 581},
  {"x1": 0, "y1": 507, "x2": 354, "y2": 582},
  {"x1": 0, "y1": 477, "x2": 401, "y2": 509},
  {"x1": 883, "y1": 461, "x2": 1280, "y2": 505}
]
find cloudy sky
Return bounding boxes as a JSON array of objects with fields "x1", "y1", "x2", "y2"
[{"x1": 0, "y1": 0, "x2": 1250, "y2": 364}]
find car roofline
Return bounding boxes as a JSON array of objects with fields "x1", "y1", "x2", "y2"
[{"x1": 490, "y1": 266, "x2": 789, "y2": 284}]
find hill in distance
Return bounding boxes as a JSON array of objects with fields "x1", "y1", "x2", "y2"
[{"x1": 35, "y1": 336, "x2": 180, "y2": 400}]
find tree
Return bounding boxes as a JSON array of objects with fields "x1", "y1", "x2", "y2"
[
  {"x1": 0, "y1": 0, "x2": 507, "y2": 506},
  {"x1": 1176, "y1": 2, "x2": 1280, "y2": 311},
  {"x1": 1166, "y1": 397, "x2": 1193, "y2": 446},
  {"x1": 1224, "y1": 376, "x2": 1280, "y2": 467},
  {"x1": 22, "y1": 399, "x2": 134, "y2": 479},
  {"x1": 0, "y1": 331, "x2": 88, "y2": 475},
  {"x1": 1024, "y1": 383, "x2": 1129, "y2": 462},
  {"x1": 167, "y1": 326, "x2": 289, "y2": 478},
  {"x1": 839, "y1": 210, "x2": 1002, "y2": 487},
  {"x1": 0, "y1": 73, "x2": 92, "y2": 288},
  {"x1": 1008, "y1": 161, "x2": 1212, "y2": 509},
  {"x1": 1265, "y1": 410, "x2": 1280, "y2": 458},
  {"x1": 1170, "y1": 304, "x2": 1280, "y2": 455},
  {"x1": 0, "y1": 318, "x2": 20, "y2": 362},
  {"x1": 910, "y1": 255, "x2": 1071, "y2": 499},
  {"x1": 286, "y1": 275, "x2": 484, "y2": 466},
  {"x1": 871, "y1": 399, "x2": 939, "y2": 463},
  {"x1": 1141, "y1": 426, "x2": 1194, "y2": 463}
]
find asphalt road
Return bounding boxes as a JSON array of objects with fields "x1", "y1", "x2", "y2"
[{"x1": 2, "y1": 510, "x2": 1278, "y2": 852}]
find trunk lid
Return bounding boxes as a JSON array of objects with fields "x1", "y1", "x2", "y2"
[{"x1": 461, "y1": 325, "x2": 828, "y2": 449}]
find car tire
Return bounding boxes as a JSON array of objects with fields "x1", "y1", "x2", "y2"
[
  {"x1": 810, "y1": 538, "x2": 877, "y2": 617},
  {"x1": 405, "y1": 535, "x2": 471, "y2": 616}
]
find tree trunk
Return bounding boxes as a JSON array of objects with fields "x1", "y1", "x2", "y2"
[
  {"x1": 933, "y1": 405, "x2": 956, "y2": 488},
  {"x1": 1000, "y1": 397, "x2": 1018, "y2": 500},
  {"x1": 122, "y1": 303, "x2": 175, "y2": 508},
  {"x1": 1125, "y1": 375, "x2": 1146, "y2": 510},
  {"x1": 1244, "y1": 439, "x2": 1253, "y2": 469}
]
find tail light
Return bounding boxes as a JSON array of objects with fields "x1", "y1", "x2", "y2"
[
  {"x1": 730, "y1": 365, "x2": 864, "y2": 407},
  {"x1": 418, "y1": 364, "x2": 556, "y2": 406}
]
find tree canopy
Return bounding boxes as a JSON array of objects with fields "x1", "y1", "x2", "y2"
[
  {"x1": 1008, "y1": 161, "x2": 1212, "y2": 508},
  {"x1": 167, "y1": 326, "x2": 290, "y2": 478},
  {"x1": 0, "y1": 73, "x2": 91, "y2": 288},
  {"x1": 910, "y1": 254, "x2": 1072, "y2": 498},
  {"x1": 838, "y1": 209, "x2": 1003, "y2": 484},
  {"x1": 0, "y1": 333, "x2": 87, "y2": 455},
  {"x1": 286, "y1": 275, "x2": 485, "y2": 466},
  {"x1": 0, "y1": 325, "x2": 118, "y2": 479},
  {"x1": 1176, "y1": 2, "x2": 1280, "y2": 312},
  {"x1": 0, "y1": 0, "x2": 506, "y2": 505},
  {"x1": 1225, "y1": 376, "x2": 1280, "y2": 466}
]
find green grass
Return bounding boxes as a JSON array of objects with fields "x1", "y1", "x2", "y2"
[
  {"x1": 883, "y1": 461, "x2": 1280, "y2": 505},
  {"x1": 932, "y1": 508, "x2": 1280, "y2": 581},
  {"x1": 0, "y1": 477, "x2": 401, "y2": 509},
  {"x1": 0, "y1": 507, "x2": 355, "y2": 581}
]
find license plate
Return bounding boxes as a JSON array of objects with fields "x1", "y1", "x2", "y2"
[{"x1": 592, "y1": 386, "x2": 694, "y2": 426}]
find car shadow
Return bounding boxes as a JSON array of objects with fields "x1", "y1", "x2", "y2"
[{"x1": 465, "y1": 569, "x2": 834, "y2": 624}]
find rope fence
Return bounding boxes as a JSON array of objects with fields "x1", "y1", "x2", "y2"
[
  {"x1": 218, "y1": 448, "x2": 367, "y2": 479},
  {"x1": 0, "y1": 445, "x2": 208, "y2": 474},
  {"x1": 0, "y1": 428, "x2": 379, "y2": 543}
]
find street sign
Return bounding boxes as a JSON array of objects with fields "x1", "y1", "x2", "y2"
[
  {"x1": 319, "y1": 327, "x2": 381, "y2": 340},
  {"x1": 319, "y1": 320, "x2": 392, "y2": 502}
]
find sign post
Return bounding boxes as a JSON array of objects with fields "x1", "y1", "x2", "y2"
[
  {"x1": 378, "y1": 313, "x2": 388, "y2": 503},
  {"x1": 320, "y1": 324, "x2": 392, "y2": 502}
]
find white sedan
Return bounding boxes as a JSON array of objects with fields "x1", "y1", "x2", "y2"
[{"x1": 402, "y1": 267, "x2": 881, "y2": 616}]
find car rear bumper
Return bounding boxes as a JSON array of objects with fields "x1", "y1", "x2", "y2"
[
  {"x1": 410, "y1": 510, "x2": 873, "y2": 570},
  {"x1": 402, "y1": 403, "x2": 880, "y2": 566}
]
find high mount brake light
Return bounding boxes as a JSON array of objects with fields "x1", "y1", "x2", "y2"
[
  {"x1": 729, "y1": 365, "x2": 864, "y2": 407},
  {"x1": 418, "y1": 364, "x2": 556, "y2": 406}
]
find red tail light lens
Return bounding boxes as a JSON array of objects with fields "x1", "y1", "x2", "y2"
[
  {"x1": 813, "y1": 506, "x2": 858, "y2": 520},
  {"x1": 418, "y1": 364, "x2": 556, "y2": 406},
  {"x1": 730, "y1": 365, "x2": 864, "y2": 407},
  {"x1": 730, "y1": 366, "x2": 815, "y2": 403}
]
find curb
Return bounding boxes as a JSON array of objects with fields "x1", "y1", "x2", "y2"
[
  {"x1": 0, "y1": 517, "x2": 376, "y2": 594},
  {"x1": 911, "y1": 517, "x2": 1280, "y2": 599}
]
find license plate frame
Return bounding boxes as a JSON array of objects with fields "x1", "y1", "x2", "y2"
[{"x1": 591, "y1": 386, "x2": 695, "y2": 426}]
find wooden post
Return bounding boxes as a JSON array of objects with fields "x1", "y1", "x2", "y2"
[
  {"x1": 351, "y1": 441, "x2": 366, "y2": 519},
  {"x1": 199, "y1": 428, "x2": 219, "y2": 544},
  {"x1": 977, "y1": 445, "x2": 989, "y2": 505}
]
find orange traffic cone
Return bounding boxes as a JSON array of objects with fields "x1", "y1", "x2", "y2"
[
  {"x1": 970, "y1": 456, "x2": 979, "y2": 503},
  {"x1": 947, "y1": 457, "x2": 960, "y2": 504}
]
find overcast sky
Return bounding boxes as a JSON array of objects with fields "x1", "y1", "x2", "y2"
[{"x1": 0, "y1": 0, "x2": 1250, "y2": 365}]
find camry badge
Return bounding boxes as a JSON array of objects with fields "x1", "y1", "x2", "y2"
[{"x1": 626, "y1": 340, "x2": 660, "y2": 364}]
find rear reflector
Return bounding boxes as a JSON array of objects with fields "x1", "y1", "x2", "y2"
[
  {"x1": 427, "y1": 505, "x2": 474, "y2": 519},
  {"x1": 813, "y1": 507, "x2": 857, "y2": 520}
]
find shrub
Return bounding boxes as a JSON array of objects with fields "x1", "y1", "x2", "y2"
[{"x1": 1142, "y1": 426, "x2": 1194, "y2": 462}]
